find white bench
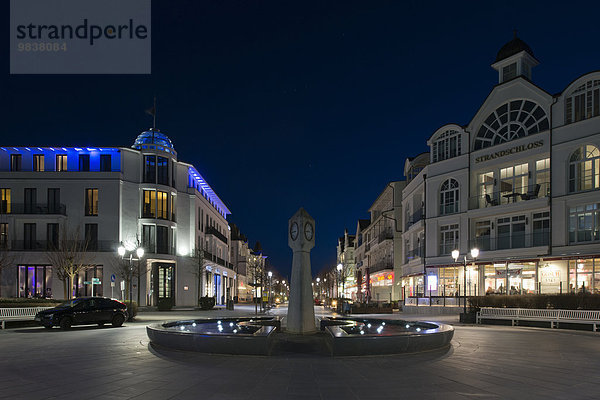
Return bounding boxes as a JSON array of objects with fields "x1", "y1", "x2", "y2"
[
  {"x1": 476, "y1": 307, "x2": 600, "y2": 331},
  {"x1": 0, "y1": 307, "x2": 54, "y2": 329}
]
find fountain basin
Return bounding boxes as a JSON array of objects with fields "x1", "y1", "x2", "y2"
[
  {"x1": 146, "y1": 317, "x2": 280, "y2": 355},
  {"x1": 320, "y1": 317, "x2": 454, "y2": 356}
]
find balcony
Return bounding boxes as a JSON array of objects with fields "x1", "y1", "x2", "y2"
[
  {"x1": 469, "y1": 231, "x2": 550, "y2": 251},
  {"x1": 405, "y1": 246, "x2": 424, "y2": 263},
  {"x1": 369, "y1": 261, "x2": 394, "y2": 273},
  {"x1": 206, "y1": 226, "x2": 228, "y2": 245},
  {"x1": 468, "y1": 182, "x2": 550, "y2": 210},
  {"x1": 10, "y1": 240, "x2": 116, "y2": 252},
  {"x1": 0, "y1": 203, "x2": 66, "y2": 216},
  {"x1": 378, "y1": 230, "x2": 394, "y2": 243},
  {"x1": 406, "y1": 208, "x2": 424, "y2": 230}
]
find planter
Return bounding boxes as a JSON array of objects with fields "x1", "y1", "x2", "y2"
[
  {"x1": 157, "y1": 298, "x2": 174, "y2": 311},
  {"x1": 460, "y1": 312, "x2": 477, "y2": 323},
  {"x1": 199, "y1": 296, "x2": 215, "y2": 310}
]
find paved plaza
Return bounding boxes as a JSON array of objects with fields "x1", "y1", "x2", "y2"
[{"x1": 1, "y1": 305, "x2": 599, "y2": 399}]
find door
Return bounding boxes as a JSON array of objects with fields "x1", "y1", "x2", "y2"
[{"x1": 154, "y1": 264, "x2": 175, "y2": 304}]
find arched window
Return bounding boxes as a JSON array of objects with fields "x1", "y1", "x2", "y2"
[
  {"x1": 432, "y1": 130, "x2": 461, "y2": 162},
  {"x1": 474, "y1": 100, "x2": 549, "y2": 150},
  {"x1": 569, "y1": 145, "x2": 600, "y2": 192},
  {"x1": 565, "y1": 80, "x2": 600, "y2": 124},
  {"x1": 440, "y1": 179, "x2": 459, "y2": 215}
]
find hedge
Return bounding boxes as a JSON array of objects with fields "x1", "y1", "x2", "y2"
[
  {"x1": 0, "y1": 298, "x2": 62, "y2": 308},
  {"x1": 468, "y1": 294, "x2": 600, "y2": 311}
]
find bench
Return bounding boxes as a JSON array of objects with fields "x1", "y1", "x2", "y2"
[
  {"x1": 476, "y1": 307, "x2": 600, "y2": 331},
  {"x1": 0, "y1": 307, "x2": 54, "y2": 329}
]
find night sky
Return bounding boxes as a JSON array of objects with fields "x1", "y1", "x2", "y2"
[{"x1": 2, "y1": 1, "x2": 600, "y2": 278}]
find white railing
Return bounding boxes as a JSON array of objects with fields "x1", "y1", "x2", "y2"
[
  {"x1": 477, "y1": 307, "x2": 600, "y2": 331},
  {"x1": 0, "y1": 307, "x2": 53, "y2": 329}
]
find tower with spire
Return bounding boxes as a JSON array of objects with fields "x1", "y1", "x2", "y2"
[{"x1": 491, "y1": 31, "x2": 539, "y2": 84}]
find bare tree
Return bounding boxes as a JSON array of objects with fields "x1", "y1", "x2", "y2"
[
  {"x1": 46, "y1": 227, "x2": 94, "y2": 300},
  {"x1": 0, "y1": 244, "x2": 14, "y2": 298},
  {"x1": 188, "y1": 247, "x2": 206, "y2": 305}
]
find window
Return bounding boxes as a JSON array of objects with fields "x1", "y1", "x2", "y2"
[
  {"x1": 500, "y1": 163, "x2": 528, "y2": 204},
  {"x1": 157, "y1": 226, "x2": 169, "y2": 254},
  {"x1": 143, "y1": 155, "x2": 156, "y2": 183},
  {"x1": 157, "y1": 156, "x2": 169, "y2": 185},
  {"x1": 100, "y1": 155, "x2": 111, "y2": 172},
  {"x1": 47, "y1": 188, "x2": 60, "y2": 214},
  {"x1": 24, "y1": 223, "x2": 36, "y2": 250},
  {"x1": 157, "y1": 191, "x2": 168, "y2": 219},
  {"x1": 171, "y1": 195, "x2": 176, "y2": 221},
  {"x1": 565, "y1": 79, "x2": 600, "y2": 124},
  {"x1": 0, "y1": 223, "x2": 7, "y2": 248},
  {"x1": 569, "y1": 204, "x2": 600, "y2": 243},
  {"x1": 33, "y1": 154, "x2": 44, "y2": 171},
  {"x1": 56, "y1": 154, "x2": 68, "y2": 171},
  {"x1": 497, "y1": 216, "x2": 526, "y2": 249},
  {"x1": 0, "y1": 189, "x2": 11, "y2": 213},
  {"x1": 432, "y1": 130, "x2": 461, "y2": 162},
  {"x1": 477, "y1": 171, "x2": 495, "y2": 208},
  {"x1": 18, "y1": 265, "x2": 52, "y2": 298},
  {"x1": 535, "y1": 158, "x2": 550, "y2": 197},
  {"x1": 474, "y1": 220, "x2": 491, "y2": 251},
  {"x1": 439, "y1": 224, "x2": 459, "y2": 255},
  {"x1": 10, "y1": 154, "x2": 22, "y2": 171},
  {"x1": 143, "y1": 190, "x2": 156, "y2": 217},
  {"x1": 474, "y1": 100, "x2": 549, "y2": 150},
  {"x1": 532, "y1": 212, "x2": 550, "y2": 246},
  {"x1": 24, "y1": 188, "x2": 36, "y2": 213},
  {"x1": 502, "y1": 63, "x2": 517, "y2": 81},
  {"x1": 439, "y1": 179, "x2": 459, "y2": 215},
  {"x1": 569, "y1": 145, "x2": 600, "y2": 193},
  {"x1": 85, "y1": 224, "x2": 98, "y2": 251},
  {"x1": 142, "y1": 225, "x2": 156, "y2": 253},
  {"x1": 47, "y1": 223, "x2": 59, "y2": 250},
  {"x1": 85, "y1": 189, "x2": 98, "y2": 216},
  {"x1": 78, "y1": 154, "x2": 90, "y2": 171}
]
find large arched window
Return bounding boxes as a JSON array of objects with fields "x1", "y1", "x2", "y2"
[
  {"x1": 474, "y1": 100, "x2": 549, "y2": 150},
  {"x1": 569, "y1": 145, "x2": 600, "y2": 192},
  {"x1": 439, "y1": 179, "x2": 459, "y2": 215},
  {"x1": 565, "y1": 80, "x2": 600, "y2": 124},
  {"x1": 432, "y1": 130, "x2": 461, "y2": 162}
]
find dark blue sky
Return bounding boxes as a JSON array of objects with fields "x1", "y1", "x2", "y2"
[{"x1": 2, "y1": 1, "x2": 600, "y2": 278}]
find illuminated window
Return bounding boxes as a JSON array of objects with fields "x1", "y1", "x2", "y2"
[
  {"x1": 85, "y1": 189, "x2": 98, "y2": 216},
  {"x1": 535, "y1": 158, "x2": 550, "y2": 197},
  {"x1": 143, "y1": 190, "x2": 156, "y2": 217},
  {"x1": 157, "y1": 191, "x2": 168, "y2": 219},
  {"x1": 56, "y1": 154, "x2": 68, "y2": 171},
  {"x1": 439, "y1": 179, "x2": 459, "y2": 215},
  {"x1": 500, "y1": 163, "x2": 528, "y2": 204},
  {"x1": 10, "y1": 154, "x2": 21, "y2": 171},
  {"x1": 474, "y1": 100, "x2": 548, "y2": 150},
  {"x1": 0, "y1": 189, "x2": 11, "y2": 213},
  {"x1": 569, "y1": 145, "x2": 600, "y2": 193},
  {"x1": 33, "y1": 154, "x2": 44, "y2": 171},
  {"x1": 565, "y1": 79, "x2": 600, "y2": 124}
]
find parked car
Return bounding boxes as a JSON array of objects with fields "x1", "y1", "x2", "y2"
[{"x1": 35, "y1": 297, "x2": 128, "y2": 330}]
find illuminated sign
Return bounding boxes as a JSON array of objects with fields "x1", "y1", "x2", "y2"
[{"x1": 475, "y1": 140, "x2": 543, "y2": 163}]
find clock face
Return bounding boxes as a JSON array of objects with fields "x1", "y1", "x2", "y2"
[
  {"x1": 290, "y1": 222, "x2": 299, "y2": 241},
  {"x1": 304, "y1": 222, "x2": 313, "y2": 241}
]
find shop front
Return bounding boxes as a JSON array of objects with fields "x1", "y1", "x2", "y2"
[{"x1": 370, "y1": 271, "x2": 393, "y2": 303}]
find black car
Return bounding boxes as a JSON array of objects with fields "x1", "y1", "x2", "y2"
[{"x1": 35, "y1": 297, "x2": 128, "y2": 330}]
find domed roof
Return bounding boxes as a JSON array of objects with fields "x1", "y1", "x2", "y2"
[
  {"x1": 495, "y1": 36, "x2": 535, "y2": 63},
  {"x1": 132, "y1": 129, "x2": 176, "y2": 155}
]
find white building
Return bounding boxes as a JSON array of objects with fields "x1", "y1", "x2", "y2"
[
  {"x1": 400, "y1": 36, "x2": 600, "y2": 306},
  {"x1": 0, "y1": 128, "x2": 236, "y2": 307},
  {"x1": 336, "y1": 229, "x2": 356, "y2": 299}
]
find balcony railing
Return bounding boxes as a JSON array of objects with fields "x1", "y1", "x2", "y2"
[
  {"x1": 468, "y1": 182, "x2": 550, "y2": 210},
  {"x1": 206, "y1": 226, "x2": 228, "y2": 244},
  {"x1": 0, "y1": 202, "x2": 66, "y2": 215},
  {"x1": 405, "y1": 246, "x2": 424, "y2": 262},
  {"x1": 369, "y1": 261, "x2": 394, "y2": 273},
  {"x1": 378, "y1": 230, "x2": 394, "y2": 243},
  {"x1": 10, "y1": 240, "x2": 116, "y2": 252},
  {"x1": 469, "y1": 231, "x2": 550, "y2": 251},
  {"x1": 406, "y1": 208, "x2": 424, "y2": 230}
]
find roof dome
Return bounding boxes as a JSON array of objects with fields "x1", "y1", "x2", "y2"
[
  {"x1": 495, "y1": 36, "x2": 535, "y2": 62},
  {"x1": 132, "y1": 128, "x2": 176, "y2": 155}
]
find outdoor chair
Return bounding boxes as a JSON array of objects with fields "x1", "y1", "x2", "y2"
[
  {"x1": 520, "y1": 184, "x2": 540, "y2": 201},
  {"x1": 485, "y1": 194, "x2": 498, "y2": 207}
]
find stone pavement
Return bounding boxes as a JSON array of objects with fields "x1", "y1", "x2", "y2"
[{"x1": 0, "y1": 305, "x2": 599, "y2": 399}]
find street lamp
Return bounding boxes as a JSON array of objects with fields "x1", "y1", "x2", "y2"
[
  {"x1": 452, "y1": 247, "x2": 479, "y2": 315},
  {"x1": 117, "y1": 244, "x2": 144, "y2": 307},
  {"x1": 267, "y1": 271, "x2": 273, "y2": 307}
]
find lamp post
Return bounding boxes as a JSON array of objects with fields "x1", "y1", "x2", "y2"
[
  {"x1": 117, "y1": 244, "x2": 144, "y2": 306},
  {"x1": 267, "y1": 271, "x2": 272, "y2": 307},
  {"x1": 452, "y1": 247, "x2": 479, "y2": 315}
]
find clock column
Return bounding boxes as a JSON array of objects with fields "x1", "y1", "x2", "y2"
[{"x1": 286, "y1": 207, "x2": 316, "y2": 334}]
